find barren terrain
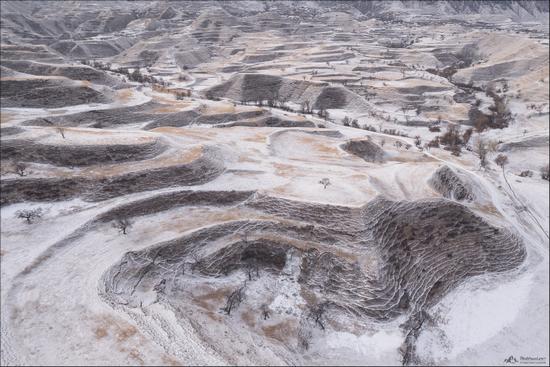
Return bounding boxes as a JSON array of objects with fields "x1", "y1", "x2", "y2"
[{"x1": 1, "y1": 1, "x2": 548, "y2": 366}]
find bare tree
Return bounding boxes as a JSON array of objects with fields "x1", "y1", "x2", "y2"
[
  {"x1": 297, "y1": 321, "x2": 313, "y2": 350},
  {"x1": 189, "y1": 253, "x2": 203, "y2": 273},
  {"x1": 42, "y1": 118, "x2": 66, "y2": 139},
  {"x1": 223, "y1": 283, "x2": 246, "y2": 315},
  {"x1": 244, "y1": 259, "x2": 259, "y2": 281},
  {"x1": 301, "y1": 100, "x2": 312, "y2": 114},
  {"x1": 540, "y1": 164, "x2": 549, "y2": 181},
  {"x1": 308, "y1": 301, "x2": 329, "y2": 331},
  {"x1": 16, "y1": 208, "x2": 43, "y2": 224},
  {"x1": 462, "y1": 128, "x2": 473, "y2": 144},
  {"x1": 13, "y1": 162, "x2": 28, "y2": 176},
  {"x1": 494, "y1": 154, "x2": 509, "y2": 171},
  {"x1": 475, "y1": 138, "x2": 488, "y2": 169},
  {"x1": 451, "y1": 144, "x2": 462, "y2": 156},
  {"x1": 153, "y1": 278, "x2": 166, "y2": 293},
  {"x1": 261, "y1": 304, "x2": 270, "y2": 320},
  {"x1": 319, "y1": 178, "x2": 331, "y2": 189},
  {"x1": 317, "y1": 108, "x2": 329, "y2": 121},
  {"x1": 56, "y1": 126, "x2": 66, "y2": 139},
  {"x1": 519, "y1": 170, "x2": 533, "y2": 178},
  {"x1": 113, "y1": 218, "x2": 132, "y2": 235}
]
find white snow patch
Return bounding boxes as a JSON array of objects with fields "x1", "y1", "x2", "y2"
[{"x1": 417, "y1": 272, "x2": 533, "y2": 362}]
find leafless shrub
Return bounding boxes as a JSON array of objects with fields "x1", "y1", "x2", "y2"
[
  {"x1": 223, "y1": 283, "x2": 246, "y2": 315},
  {"x1": 519, "y1": 170, "x2": 533, "y2": 178},
  {"x1": 307, "y1": 301, "x2": 330, "y2": 331},
  {"x1": 427, "y1": 137, "x2": 440, "y2": 148},
  {"x1": 317, "y1": 109, "x2": 329, "y2": 120},
  {"x1": 301, "y1": 100, "x2": 312, "y2": 114},
  {"x1": 494, "y1": 154, "x2": 509, "y2": 170},
  {"x1": 462, "y1": 128, "x2": 473, "y2": 144},
  {"x1": 13, "y1": 161, "x2": 28, "y2": 176},
  {"x1": 319, "y1": 178, "x2": 331, "y2": 189},
  {"x1": 244, "y1": 259, "x2": 259, "y2": 281},
  {"x1": 540, "y1": 164, "x2": 549, "y2": 181},
  {"x1": 475, "y1": 138, "x2": 488, "y2": 169},
  {"x1": 56, "y1": 126, "x2": 66, "y2": 139},
  {"x1": 297, "y1": 321, "x2": 312, "y2": 350},
  {"x1": 112, "y1": 218, "x2": 132, "y2": 235},
  {"x1": 16, "y1": 208, "x2": 43, "y2": 224},
  {"x1": 483, "y1": 140, "x2": 498, "y2": 153},
  {"x1": 153, "y1": 279, "x2": 166, "y2": 293},
  {"x1": 439, "y1": 123, "x2": 463, "y2": 148},
  {"x1": 261, "y1": 304, "x2": 270, "y2": 320}
]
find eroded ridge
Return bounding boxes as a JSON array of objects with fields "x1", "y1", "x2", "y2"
[{"x1": 101, "y1": 194, "x2": 526, "y2": 363}]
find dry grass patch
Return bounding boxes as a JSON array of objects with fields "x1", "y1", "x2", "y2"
[
  {"x1": 273, "y1": 162, "x2": 302, "y2": 176},
  {"x1": 127, "y1": 348, "x2": 145, "y2": 365},
  {"x1": 116, "y1": 88, "x2": 133, "y2": 102},
  {"x1": 151, "y1": 104, "x2": 191, "y2": 113},
  {"x1": 94, "y1": 325, "x2": 108, "y2": 339},
  {"x1": 242, "y1": 133, "x2": 268, "y2": 143},
  {"x1": 241, "y1": 309, "x2": 257, "y2": 328},
  {"x1": 262, "y1": 320, "x2": 297, "y2": 343},
  {"x1": 162, "y1": 355, "x2": 183, "y2": 366},
  {"x1": 391, "y1": 152, "x2": 436, "y2": 163},
  {"x1": 151, "y1": 127, "x2": 217, "y2": 141},
  {"x1": 238, "y1": 155, "x2": 262, "y2": 163},
  {"x1": 0, "y1": 112, "x2": 16, "y2": 124},
  {"x1": 92, "y1": 314, "x2": 140, "y2": 342},
  {"x1": 194, "y1": 285, "x2": 231, "y2": 311},
  {"x1": 204, "y1": 103, "x2": 236, "y2": 114},
  {"x1": 79, "y1": 145, "x2": 203, "y2": 178},
  {"x1": 475, "y1": 203, "x2": 504, "y2": 220}
]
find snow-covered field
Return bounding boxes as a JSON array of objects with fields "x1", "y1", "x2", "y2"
[{"x1": 1, "y1": 1, "x2": 548, "y2": 366}]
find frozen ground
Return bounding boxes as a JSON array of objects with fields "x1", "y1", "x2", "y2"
[{"x1": 1, "y1": 1, "x2": 548, "y2": 366}]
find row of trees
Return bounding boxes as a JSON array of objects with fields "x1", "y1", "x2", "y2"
[{"x1": 81, "y1": 59, "x2": 169, "y2": 87}]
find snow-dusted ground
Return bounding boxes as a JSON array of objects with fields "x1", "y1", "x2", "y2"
[{"x1": 1, "y1": 3, "x2": 549, "y2": 366}]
